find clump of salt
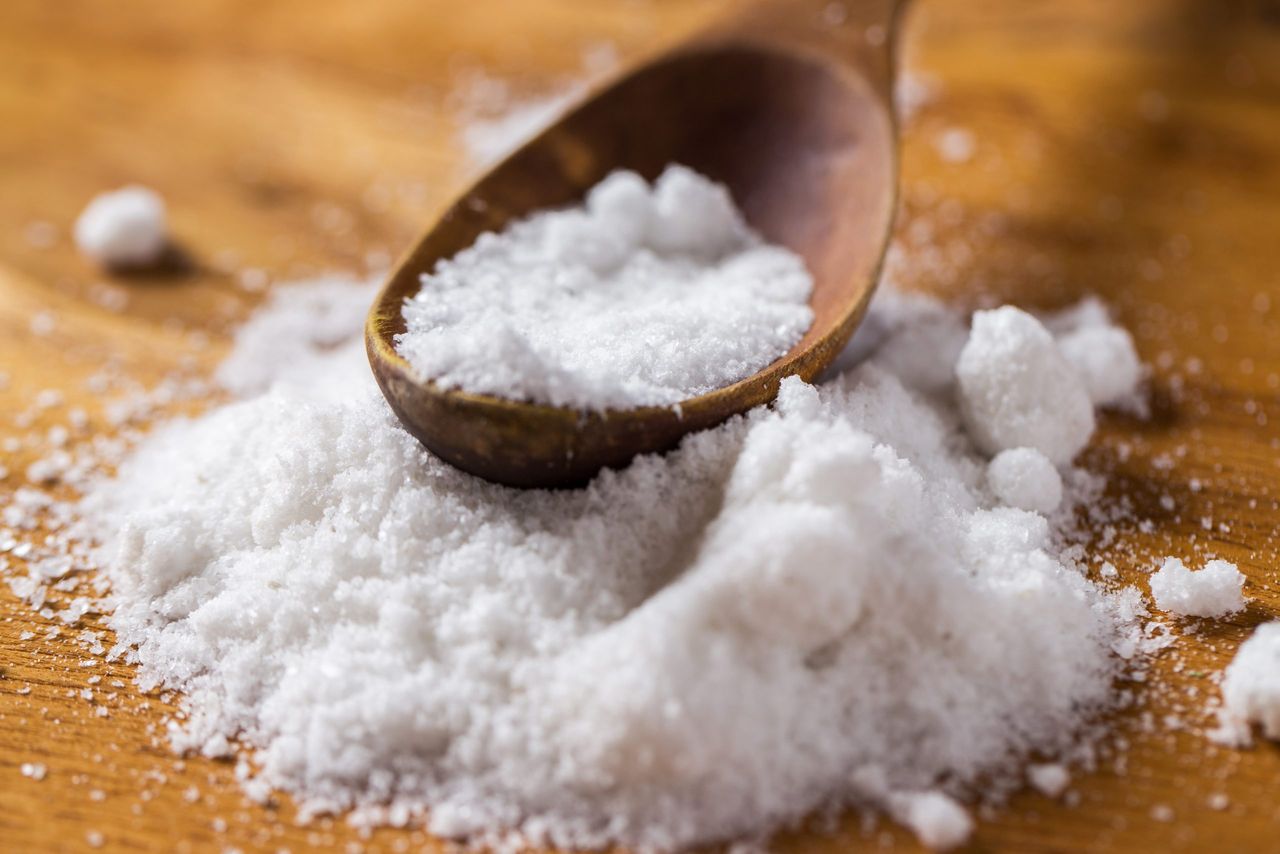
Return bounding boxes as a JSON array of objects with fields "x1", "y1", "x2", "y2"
[
  {"x1": 1149, "y1": 557, "x2": 1245, "y2": 618},
  {"x1": 74, "y1": 186, "x2": 168, "y2": 269},
  {"x1": 395, "y1": 166, "x2": 814, "y2": 409},
  {"x1": 956, "y1": 306, "x2": 1094, "y2": 465},
  {"x1": 1213, "y1": 622, "x2": 1280, "y2": 745},
  {"x1": 1046, "y1": 296, "x2": 1144, "y2": 408},
  {"x1": 987, "y1": 448, "x2": 1062, "y2": 515},
  {"x1": 1027, "y1": 763, "x2": 1071, "y2": 798},
  {"x1": 65, "y1": 267, "x2": 1150, "y2": 851}
]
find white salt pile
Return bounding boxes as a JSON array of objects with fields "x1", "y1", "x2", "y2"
[
  {"x1": 1149, "y1": 557, "x2": 1246, "y2": 618},
  {"x1": 74, "y1": 185, "x2": 168, "y2": 269},
  {"x1": 1212, "y1": 622, "x2": 1280, "y2": 746},
  {"x1": 395, "y1": 166, "x2": 814, "y2": 409},
  {"x1": 63, "y1": 270, "x2": 1153, "y2": 851}
]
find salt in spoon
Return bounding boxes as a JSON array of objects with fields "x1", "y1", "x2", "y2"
[{"x1": 367, "y1": 0, "x2": 906, "y2": 488}]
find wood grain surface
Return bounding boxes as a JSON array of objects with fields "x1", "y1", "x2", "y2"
[{"x1": 2, "y1": 1, "x2": 1280, "y2": 852}]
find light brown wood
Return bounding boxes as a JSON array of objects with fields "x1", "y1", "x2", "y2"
[
  {"x1": 367, "y1": 0, "x2": 901, "y2": 488},
  {"x1": 2, "y1": 1, "x2": 1280, "y2": 852}
]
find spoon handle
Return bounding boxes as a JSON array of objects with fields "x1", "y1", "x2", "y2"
[{"x1": 705, "y1": 0, "x2": 908, "y2": 100}]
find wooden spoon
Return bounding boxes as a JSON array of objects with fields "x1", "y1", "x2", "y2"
[{"x1": 367, "y1": 0, "x2": 905, "y2": 488}]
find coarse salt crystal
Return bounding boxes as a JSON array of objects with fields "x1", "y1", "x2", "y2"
[
  {"x1": 956, "y1": 306, "x2": 1094, "y2": 465},
  {"x1": 934, "y1": 127, "x2": 976, "y2": 163},
  {"x1": 74, "y1": 185, "x2": 168, "y2": 269},
  {"x1": 1149, "y1": 557, "x2": 1245, "y2": 618},
  {"x1": 1212, "y1": 622, "x2": 1280, "y2": 745}
]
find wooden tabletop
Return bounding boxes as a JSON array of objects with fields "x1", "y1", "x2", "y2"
[{"x1": 3, "y1": 1, "x2": 1280, "y2": 851}]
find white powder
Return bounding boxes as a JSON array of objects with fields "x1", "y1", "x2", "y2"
[
  {"x1": 74, "y1": 186, "x2": 168, "y2": 269},
  {"x1": 395, "y1": 167, "x2": 814, "y2": 409},
  {"x1": 1212, "y1": 623, "x2": 1280, "y2": 746},
  {"x1": 61, "y1": 271, "x2": 1153, "y2": 851},
  {"x1": 1149, "y1": 557, "x2": 1245, "y2": 618},
  {"x1": 986, "y1": 448, "x2": 1062, "y2": 515},
  {"x1": 956, "y1": 306, "x2": 1095, "y2": 465}
]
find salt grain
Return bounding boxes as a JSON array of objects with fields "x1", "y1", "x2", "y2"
[
  {"x1": 934, "y1": 127, "x2": 976, "y2": 163},
  {"x1": 74, "y1": 186, "x2": 168, "y2": 269},
  {"x1": 1048, "y1": 298, "x2": 1144, "y2": 408},
  {"x1": 1149, "y1": 557, "x2": 1245, "y2": 618},
  {"x1": 987, "y1": 448, "x2": 1063, "y2": 514}
]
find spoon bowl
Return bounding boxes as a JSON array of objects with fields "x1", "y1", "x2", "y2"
[{"x1": 368, "y1": 1, "x2": 901, "y2": 488}]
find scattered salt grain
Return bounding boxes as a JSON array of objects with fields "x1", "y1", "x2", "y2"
[
  {"x1": 895, "y1": 71, "x2": 940, "y2": 122},
  {"x1": 74, "y1": 185, "x2": 168, "y2": 269},
  {"x1": 1212, "y1": 622, "x2": 1280, "y2": 746},
  {"x1": 85, "y1": 831, "x2": 105, "y2": 848},
  {"x1": 934, "y1": 127, "x2": 976, "y2": 163},
  {"x1": 30, "y1": 312, "x2": 57, "y2": 337},
  {"x1": 891, "y1": 791, "x2": 974, "y2": 851},
  {"x1": 956, "y1": 306, "x2": 1094, "y2": 465},
  {"x1": 20, "y1": 762, "x2": 47, "y2": 781},
  {"x1": 1027, "y1": 763, "x2": 1071, "y2": 799},
  {"x1": 1149, "y1": 557, "x2": 1245, "y2": 618},
  {"x1": 986, "y1": 448, "x2": 1062, "y2": 514},
  {"x1": 395, "y1": 166, "x2": 814, "y2": 409},
  {"x1": 215, "y1": 276, "x2": 379, "y2": 399}
]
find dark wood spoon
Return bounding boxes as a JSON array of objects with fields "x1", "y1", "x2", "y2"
[{"x1": 367, "y1": 0, "x2": 905, "y2": 488}]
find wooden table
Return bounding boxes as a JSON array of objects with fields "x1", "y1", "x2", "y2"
[{"x1": 3, "y1": 1, "x2": 1279, "y2": 850}]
